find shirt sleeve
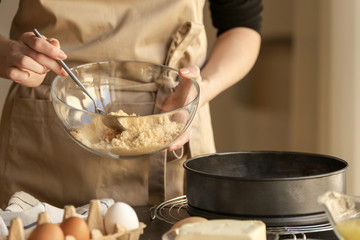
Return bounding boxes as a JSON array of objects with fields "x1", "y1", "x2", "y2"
[{"x1": 209, "y1": 0, "x2": 263, "y2": 36}]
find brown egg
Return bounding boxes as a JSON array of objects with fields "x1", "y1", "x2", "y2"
[
  {"x1": 60, "y1": 216, "x2": 90, "y2": 240},
  {"x1": 28, "y1": 223, "x2": 64, "y2": 240},
  {"x1": 171, "y1": 217, "x2": 208, "y2": 230}
]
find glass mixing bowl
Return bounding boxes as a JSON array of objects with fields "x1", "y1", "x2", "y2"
[
  {"x1": 51, "y1": 60, "x2": 200, "y2": 158},
  {"x1": 318, "y1": 191, "x2": 360, "y2": 240}
]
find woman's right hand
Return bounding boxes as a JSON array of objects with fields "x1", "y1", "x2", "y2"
[{"x1": 1, "y1": 32, "x2": 68, "y2": 87}]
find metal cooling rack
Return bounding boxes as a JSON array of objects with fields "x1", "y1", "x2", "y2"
[{"x1": 151, "y1": 195, "x2": 334, "y2": 240}]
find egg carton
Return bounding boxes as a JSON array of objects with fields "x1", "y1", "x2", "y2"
[{"x1": 1, "y1": 200, "x2": 146, "y2": 240}]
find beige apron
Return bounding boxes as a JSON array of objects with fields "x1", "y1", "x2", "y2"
[{"x1": 0, "y1": 0, "x2": 216, "y2": 209}]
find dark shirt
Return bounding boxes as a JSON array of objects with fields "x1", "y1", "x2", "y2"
[{"x1": 209, "y1": 0, "x2": 263, "y2": 35}]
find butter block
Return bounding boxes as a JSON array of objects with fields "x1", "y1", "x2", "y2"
[{"x1": 176, "y1": 219, "x2": 266, "y2": 240}]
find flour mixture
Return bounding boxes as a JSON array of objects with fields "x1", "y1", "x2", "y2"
[{"x1": 70, "y1": 110, "x2": 185, "y2": 156}]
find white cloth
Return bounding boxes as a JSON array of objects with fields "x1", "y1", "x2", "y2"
[{"x1": 0, "y1": 191, "x2": 114, "y2": 236}]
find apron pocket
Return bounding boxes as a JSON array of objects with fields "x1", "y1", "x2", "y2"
[
  {"x1": 6, "y1": 97, "x2": 150, "y2": 206},
  {"x1": 6, "y1": 97, "x2": 102, "y2": 206}
]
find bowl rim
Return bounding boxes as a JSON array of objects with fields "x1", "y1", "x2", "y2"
[
  {"x1": 50, "y1": 60, "x2": 200, "y2": 158},
  {"x1": 51, "y1": 60, "x2": 200, "y2": 116}
]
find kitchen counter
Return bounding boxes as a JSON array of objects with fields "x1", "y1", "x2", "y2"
[
  {"x1": 134, "y1": 206, "x2": 339, "y2": 240},
  {"x1": 135, "y1": 206, "x2": 171, "y2": 240}
]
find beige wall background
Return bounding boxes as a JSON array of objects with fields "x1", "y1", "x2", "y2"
[
  {"x1": 208, "y1": 0, "x2": 360, "y2": 195},
  {"x1": 1, "y1": 0, "x2": 359, "y2": 195}
]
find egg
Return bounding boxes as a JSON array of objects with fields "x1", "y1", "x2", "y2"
[
  {"x1": 171, "y1": 217, "x2": 208, "y2": 230},
  {"x1": 28, "y1": 223, "x2": 64, "y2": 240},
  {"x1": 60, "y1": 216, "x2": 90, "y2": 240},
  {"x1": 104, "y1": 202, "x2": 139, "y2": 234}
]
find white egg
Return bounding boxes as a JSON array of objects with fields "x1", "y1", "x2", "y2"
[{"x1": 104, "y1": 202, "x2": 139, "y2": 234}]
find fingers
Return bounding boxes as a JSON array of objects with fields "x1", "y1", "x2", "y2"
[
  {"x1": 20, "y1": 32, "x2": 67, "y2": 76},
  {"x1": 167, "y1": 65, "x2": 202, "y2": 152},
  {"x1": 5, "y1": 32, "x2": 68, "y2": 87},
  {"x1": 7, "y1": 67, "x2": 44, "y2": 87},
  {"x1": 21, "y1": 32, "x2": 67, "y2": 61},
  {"x1": 8, "y1": 49, "x2": 49, "y2": 75},
  {"x1": 47, "y1": 38, "x2": 61, "y2": 48},
  {"x1": 179, "y1": 65, "x2": 201, "y2": 82},
  {"x1": 168, "y1": 129, "x2": 191, "y2": 152},
  {"x1": 25, "y1": 47, "x2": 67, "y2": 76},
  {"x1": 179, "y1": 65, "x2": 206, "y2": 107}
]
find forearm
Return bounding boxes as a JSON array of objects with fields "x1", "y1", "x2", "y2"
[{"x1": 200, "y1": 27, "x2": 261, "y2": 107}]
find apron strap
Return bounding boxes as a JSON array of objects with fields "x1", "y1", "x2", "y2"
[
  {"x1": 164, "y1": 21, "x2": 204, "y2": 68},
  {"x1": 148, "y1": 151, "x2": 166, "y2": 204},
  {"x1": 148, "y1": 22, "x2": 202, "y2": 203}
]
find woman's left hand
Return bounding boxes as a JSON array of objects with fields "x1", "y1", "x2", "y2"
[{"x1": 167, "y1": 65, "x2": 202, "y2": 152}]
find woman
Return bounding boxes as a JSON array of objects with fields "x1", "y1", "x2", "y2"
[{"x1": 0, "y1": 0, "x2": 262, "y2": 208}]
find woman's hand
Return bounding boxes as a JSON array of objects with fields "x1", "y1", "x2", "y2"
[
  {"x1": 0, "y1": 32, "x2": 68, "y2": 87},
  {"x1": 167, "y1": 65, "x2": 202, "y2": 152}
]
